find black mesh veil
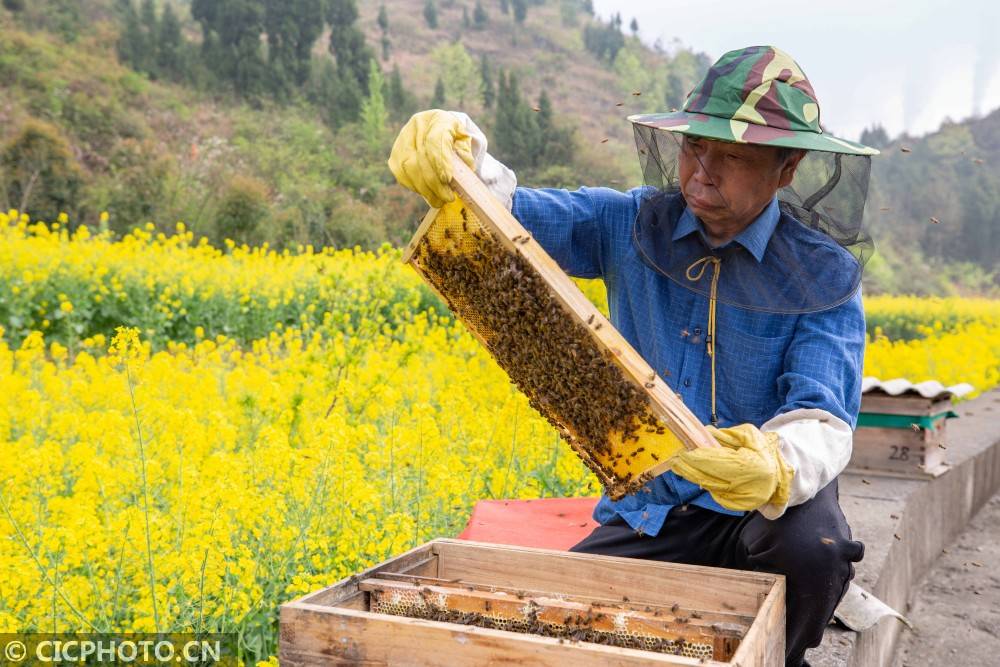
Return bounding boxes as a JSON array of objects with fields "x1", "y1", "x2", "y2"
[{"x1": 631, "y1": 124, "x2": 875, "y2": 314}]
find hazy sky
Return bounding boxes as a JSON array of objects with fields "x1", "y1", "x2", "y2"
[{"x1": 594, "y1": 0, "x2": 1000, "y2": 141}]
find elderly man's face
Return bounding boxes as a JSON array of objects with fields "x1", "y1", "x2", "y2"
[{"x1": 678, "y1": 135, "x2": 804, "y2": 245}]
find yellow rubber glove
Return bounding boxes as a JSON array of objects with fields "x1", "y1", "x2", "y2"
[
  {"x1": 387, "y1": 109, "x2": 476, "y2": 208},
  {"x1": 669, "y1": 423, "x2": 793, "y2": 512}
]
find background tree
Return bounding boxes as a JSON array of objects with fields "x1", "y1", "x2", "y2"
[
  {"x1": 861, "y1": 124, "x2": 891, "y2": 150},
  {"x1": 480, "y1": 54, "x2": 495, "y2": 109},
  {"x1": 629, "y1": 16, "x2": 638, "y2": 36},
  {"x1": 583, "y1": 13, "x2": 625, "y2": 63},
  {"x1": 432, "y1": 42, "x2": 478, "y2": 108},
  {"x1": 191, "y1": 0, "x2": 268, "y2": 97},
  {"x1": 1, "y1": 120, "x2": 83, "y2": 223},
  {"x1": 310, "y1": 59, "x2": 363, "y2": 128},
  {"x1": 473, "y1": 0, "x2": 488, "y2": 28},
  {"x1": 512, "y1": 0, "x2": 527, "y2": 23},
  {"x1": 116, "y1": 0, "x2": 148, "y2": 73},
  {"x1": 139, "y1": 0, "x2": 157, "y2": 39},
  {"x1": 326, "y1": 0, "x2": 374, "y2": 93},
  {"x1": 665, "y1": 70, "x2": 687, "y2": 109},
  {"x1": 387, "y1": 65, "x2": 417, "y2": 119},
  {"x1": 264, "y1": 0, "x2": 325, "y2": 97},
  {"x1": 431, "y1": 76, "x2": 446, "y2": 107},
  {"x1": 360, "y1": 60, "x2": 389, "y2": 152},
  {"x1": 423, "y1": 0, "x2": 438, "y2": 29},
  {"x1": 156, "y1": 3, "x2": 184, "y2": 80},
  {"x1": 214, "y1": 174, "x2": 270, "y2": 246}
]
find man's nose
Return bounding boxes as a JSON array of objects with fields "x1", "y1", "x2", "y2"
[{"x1": 692, "y1": 156, "x2": 718, "y2": 185}]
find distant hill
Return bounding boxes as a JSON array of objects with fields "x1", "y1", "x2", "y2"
[
  {"x1": 863, "y1": 110, "x2": 999, "y2": 295},
  {"x1": 0, "y1": 0, "x2": 995, "y2": 295}
]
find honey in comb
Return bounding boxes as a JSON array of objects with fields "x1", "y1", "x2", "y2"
[
  {"x1": 369, "y1": 588, "x2": 715, "y2": 659},
  {"x1": 409, "y1": 201, "x2": 669, "y2": 500}
]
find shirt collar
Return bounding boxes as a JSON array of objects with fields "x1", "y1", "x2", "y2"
[{"x1": 671, "y1": 196, "x2": 781, "y2": 263}]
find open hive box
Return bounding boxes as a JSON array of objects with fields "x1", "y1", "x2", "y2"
[
  {"x1": 401, "y1": 155, "x2": 717, "y2": 500},
  {"x1": 280, "y1": 539, "x2": 785, "y2": 666}
]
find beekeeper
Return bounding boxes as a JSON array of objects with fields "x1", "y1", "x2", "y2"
[{"x1": 389, "y1": 45, "x2": 880, "y2": 667}]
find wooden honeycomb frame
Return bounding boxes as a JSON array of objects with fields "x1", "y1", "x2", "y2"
[{"x1": 402, "y1": 154, "x2": 717, "y2": 500}]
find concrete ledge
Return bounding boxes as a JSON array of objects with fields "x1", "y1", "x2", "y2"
[{"x1": 809, "y1": 389, "x2": 1000, "y2": 666}]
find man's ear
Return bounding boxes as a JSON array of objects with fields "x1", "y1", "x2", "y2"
[{"x1": 777, "y1": 150, "x2": 807, "y2": 188}]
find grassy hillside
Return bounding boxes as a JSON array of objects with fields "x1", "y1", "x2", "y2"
[{"x1": 0, "y1": 0, "x2": 995, "y2": 296}]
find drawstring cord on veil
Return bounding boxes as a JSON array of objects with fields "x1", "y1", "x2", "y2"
[{"x1": 685, "y1": 256, "x2": 721, "y2": 426}]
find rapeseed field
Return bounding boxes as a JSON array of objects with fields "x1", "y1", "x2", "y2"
[{"x1": 2, "y1": 211, "x2": 997, "y2": 664}]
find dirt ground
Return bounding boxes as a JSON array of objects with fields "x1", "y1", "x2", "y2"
[{"x1": 892, "y1": 492, "x2": 1000, "y2": 666}]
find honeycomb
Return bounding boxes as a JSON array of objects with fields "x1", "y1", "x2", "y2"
[
  {"x1": 406, "y1": 197, "x2": 689, "y2": 500},
  {"x1": 369, "y1": 587, "x2": 715, "y2": 659}
]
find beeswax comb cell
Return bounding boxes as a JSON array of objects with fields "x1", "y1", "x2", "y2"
[{"x1": 402, "y1": 154, "x2": 717, "y2": 500}]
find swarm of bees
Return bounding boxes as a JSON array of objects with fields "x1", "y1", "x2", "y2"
[{"x1": 410, "y1": 203, "x2": 670, "y2": 499}]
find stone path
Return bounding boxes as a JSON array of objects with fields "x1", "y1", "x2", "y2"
[{"x1": 891, "y1": 491, "x2": 1000, "y2": 667}]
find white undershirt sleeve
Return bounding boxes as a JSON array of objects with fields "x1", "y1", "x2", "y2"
[{"x1": 758, "y1": 408, "x2": 854, "y2": 520}]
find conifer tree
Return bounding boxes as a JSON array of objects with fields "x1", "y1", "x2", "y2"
[
  {"x1": 473, "y1": 0, "x2": 488, "y2": 28},
  {"x1": 480, "y1": 54, "x2": 495, "y2": 109},
  {"x1": 157, "y1": 3, "x2": 184, "y2": 80},
  {"x1": 361, "y1": 60, "x2": 388, "y2": 151},
  {"x1": 265, "y1": 0, "x2": 325, "y2": 97},
  {"x1": 327, "y1": 0, "x2": 375, "y2": 92},
  {"x1": 423, "y1": 0, "x2": 438, "y2": 29},
  {"x1": 431, "y1": 77, "x2": 446, "y2": 107},
  {"x1": 512, "y1": 0, "x2": 527, "y2": 23},
  {"x1": 116, "y1": 0, "x2": 147, "y2": 72}
]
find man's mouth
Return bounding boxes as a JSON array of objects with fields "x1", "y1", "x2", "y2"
[{"x1": 686, "y1": 192, "x2": 719, "y2": 210}]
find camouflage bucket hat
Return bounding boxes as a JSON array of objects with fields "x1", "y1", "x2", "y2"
[{"x1": 628, "y1": 45, "x2": 879, "y2": 156}]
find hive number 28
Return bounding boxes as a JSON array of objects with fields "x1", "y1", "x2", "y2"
[{"x1": 888, "y1": 446, "x2": 924, "y2": 465}]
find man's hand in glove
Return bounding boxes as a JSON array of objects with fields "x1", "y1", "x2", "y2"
[
  {"x1": 388, "y1": 109, "x2": 476, "y2": 208},
  {"x1": 670, "y1": 423, "x2": 794, "y2": 513}
]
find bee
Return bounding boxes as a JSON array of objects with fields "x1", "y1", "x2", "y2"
[{"x1": 587, "y1": 314, "x2": 595, "y2": 324}]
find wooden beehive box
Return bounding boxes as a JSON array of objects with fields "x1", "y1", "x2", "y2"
[
  {"x1": 401, "y1": 154, "x2": 717, "y2": 500},
  {"x1": 280, "y1": 539, "x2": 785, "y2": 666},
  {"x1": 848, "y1": 378, "x2": 970, "y2": 478}
]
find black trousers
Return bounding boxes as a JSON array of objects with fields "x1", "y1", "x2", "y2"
[{"x1": 569, "y1": 479, "x2": 864, "y2": 667}]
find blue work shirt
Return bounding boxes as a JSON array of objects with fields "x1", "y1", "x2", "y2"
[{"x1": 510, "y1": 186, "x2": 866, "y2": 537}]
